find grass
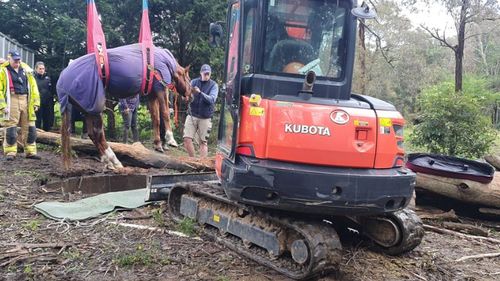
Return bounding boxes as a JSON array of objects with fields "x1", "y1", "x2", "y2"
[
  {"x1": 114, "y1": 245, "x2": 154, "y2": 268},
  {"x1": 23, "y1": 264, "x2": 34, "y2": 280},
  {"x1": 151, "y1": 208, "x2": 165, "y2": 227},
  {"x1": 176, "y1": 217, "x2": 197, "y2": 237},
  {"x1": 62, "y1": 249, "x2": 81, "y2": 260},
  {"x1": 23, "y1": 220, "x2": 41, "y2": 232}
]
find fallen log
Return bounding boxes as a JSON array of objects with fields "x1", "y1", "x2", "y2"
[
  {"x1": 415, "y1": 172, "x2": 500, "y2": 209},
  {"x1": 485, "y1": 155, "x2": 500, "y2": 171},
  {"x1": 36, "y1": 130, "x2": 214, "y2": 171}
]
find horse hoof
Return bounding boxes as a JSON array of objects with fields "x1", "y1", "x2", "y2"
[
  {"x1": 154, "y1": 147, "x2": 164, "y2": 153},
  {"x1": 167, "y1": 140, "x2": 179, "y2": 147},
  {"x1": 162, "y1": 144, "x2": 170, "y2": 151}
]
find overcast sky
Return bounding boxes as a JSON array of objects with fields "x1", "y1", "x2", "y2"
[{"x1": 396, "y1": 0, "x2": 456, "y2": 32}]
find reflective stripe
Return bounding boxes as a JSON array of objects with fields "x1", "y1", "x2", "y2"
[
  {"x1": 4, "y1": 144, "x2": 17, "y2": 154},
  {"x1": 25, "y1": 143, "x2": 37, "y2": 155}
]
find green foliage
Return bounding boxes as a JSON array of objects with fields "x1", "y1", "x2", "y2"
[
  {"x1": 151, "y1": 208, "x2": 165, "y2": 227},
  {"x1": 115, "y1": 247, "x2": 153, "y2": 268},
  {"x1": 176, "y1": 217, "x2": 197, "y2": 237},
  {"x1": 23, "y1": 220, "x2": 41, "y2": 232},
  {"x1": 410, "y1": 79, "x2": 497, "y2": 158}
]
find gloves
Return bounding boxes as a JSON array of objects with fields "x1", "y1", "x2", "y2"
[{"x1": 34, "y1": 106, "x2": 39, "y2": 112}]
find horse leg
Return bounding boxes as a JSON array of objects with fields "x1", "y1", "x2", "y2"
[
  {"x1": 161, "y1": 90, "x2": 178, "y2": 148},
  {"x1": 148, "y1": 96, "x2": 163, "y2": 152},
  {"x1": 86, "y1": 114, "x2": 123, "y2": 169}
]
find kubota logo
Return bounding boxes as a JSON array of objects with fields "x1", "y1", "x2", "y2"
[
  {"x1": 330, "y1": 110, "x2": 350, "y2": 125},
  {"x1": 284, "y1": 124, "x2": 331, "y2": 136}
]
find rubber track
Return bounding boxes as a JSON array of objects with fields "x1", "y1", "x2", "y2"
[{"x1": 168, "y1": 182, "x2": 342, "y2": 280}]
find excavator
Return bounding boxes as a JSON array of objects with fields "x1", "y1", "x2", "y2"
[{"x1": 147, "y1": 0, "x2": 425, "y2": 279}]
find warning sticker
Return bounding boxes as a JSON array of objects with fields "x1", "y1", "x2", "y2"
[
  {"x1": 379, "y1": 118, "x2": 393, "y2": 127},
  {"x1": 213, "y1": 214, "x2": 220, "y2": 223},
  {"x1": 250, "y1": 107, "x2": 265, "y2": 116}
]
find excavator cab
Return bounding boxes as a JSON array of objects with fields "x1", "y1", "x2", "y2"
[{"x1": 214, "y1": 0, "x2": 417, "y2": 217}]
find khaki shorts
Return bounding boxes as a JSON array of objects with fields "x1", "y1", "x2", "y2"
[{"x1": 183, "y1": 115, "x2": 212, "y2": 144}]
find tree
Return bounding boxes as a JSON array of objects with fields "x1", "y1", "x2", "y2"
[
  {"x1": 411, "y1": 78, "x2": 497, "y2": 158},
  {"x1": 418, "y1": 0, "x2": 500, "y2": 92},
  {"x1": 0, "y1": 0, "x2": 227, "y2": 80},
  {"x1": 353, "y1": 0, "x2": 451, "y2": 117}
]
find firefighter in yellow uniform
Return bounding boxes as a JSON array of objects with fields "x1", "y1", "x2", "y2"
[{"x1": 0, "y1": 50, "x2": 41, "y2": 160}]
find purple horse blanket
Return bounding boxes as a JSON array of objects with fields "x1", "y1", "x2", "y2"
[{"x1": 57, "y1": 43, "x2": 177, "y2": 114}]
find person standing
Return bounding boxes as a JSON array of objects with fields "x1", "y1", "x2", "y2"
[
  {"x1": 0, "y1": 51, "x2": 41, "y2": 160},
  {"x1": 183, "y1": 64, "x2": 218, "y2": 158},
  {"x1": 118, "y1": 94, "x2": 140, "y2": 143},
  {"x1": 34, "y1": 61, "x2": 54, "y2": 131}
]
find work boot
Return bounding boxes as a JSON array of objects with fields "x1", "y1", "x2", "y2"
[
  {"x1": 26, "y1": 154, "x2": 42, "y2": 160},
  {"x1": 5, "y1": 154, "x2": 15, "y2": 161}
]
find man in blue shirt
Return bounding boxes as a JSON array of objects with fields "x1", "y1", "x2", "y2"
[{"x1": 183, "y1": 64, "x2": 218, "y2": 158}]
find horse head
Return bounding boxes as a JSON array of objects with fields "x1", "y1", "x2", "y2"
[{"x1": 172, "y1": 63, "x2": 192, "y2": 99}]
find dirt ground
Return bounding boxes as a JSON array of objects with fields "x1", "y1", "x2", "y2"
[{"x1": 1, "y1": 147, "x2": 499, "y2": 281}]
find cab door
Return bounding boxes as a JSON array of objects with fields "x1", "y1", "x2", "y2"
[{"x1": 218, "y1": 1, "x2": 244, "y2": 161}]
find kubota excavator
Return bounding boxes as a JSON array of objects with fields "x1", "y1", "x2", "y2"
[{"x1": 150, "y1": 0, "x2": 424, "y2": 279}]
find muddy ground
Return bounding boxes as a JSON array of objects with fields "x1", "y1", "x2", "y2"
[{"x1": 0, "y1": 147, "x2": 499, "y2": 281}]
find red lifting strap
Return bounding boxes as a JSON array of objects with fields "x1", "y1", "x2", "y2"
[
  {"x1": 6, "y1": 69, "x2": 15, "y2": 93},
  {"x1": 86, "y1": 0, "x2": 110, "y2": 89},
  {"x1": 139, "y1": 0, "x2": 154, "y2": 96}
]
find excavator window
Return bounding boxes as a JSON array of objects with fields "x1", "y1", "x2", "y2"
[
  {"x1": 263, "y1": 0, "x2": 347, "y2": 78},
  {"x1": 242, "y1": 7, "x2": 256, "y2": 74}
]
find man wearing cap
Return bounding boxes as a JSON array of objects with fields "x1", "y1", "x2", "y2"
[
  {"x1": 0, "y1": 51, "x2": 41, "y2": 160},
  {"x1": 183, "y1": 64, "x2": 218, "y2": 158}
]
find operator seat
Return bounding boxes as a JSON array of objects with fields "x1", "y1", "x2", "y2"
[{"x1": 267, "y1": 39, "x2": 316, "y2": 73}]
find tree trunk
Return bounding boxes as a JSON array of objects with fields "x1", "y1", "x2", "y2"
[
  {"x1": 454, "y1": 0, "x2": 469, "y2": 93},
  {"x1": 358, "y1": 19, "x2": 367, "y2": 95},
  {"x1": 36, "y1": 130, "x2": 214, "y2": 171},
  {"x1": 415, "y1": 172, "x2": 500, "y2": 208}
]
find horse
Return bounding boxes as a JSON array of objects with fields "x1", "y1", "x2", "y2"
[{"x1": 57, "y1": 43, "x2": 191, "y2": 169}]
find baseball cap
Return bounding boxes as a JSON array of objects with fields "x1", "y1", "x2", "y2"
[
  {"x1": 8, "y1": 50, "x2": 21, "y2": 60},
  {"x1": 200, "y1": 64, "x2": 211, "y2": 73}
]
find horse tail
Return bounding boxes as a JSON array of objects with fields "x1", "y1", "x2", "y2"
[{"x1": 61, "y1": 108, "x2": 71, "y2": 169}]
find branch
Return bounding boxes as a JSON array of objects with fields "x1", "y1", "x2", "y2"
[
  {"x1": 455, "y1": 252, "x2": 500, "y2": 262},
  {"x1": 421, "y1": 25, "x2": 456, "y2": 51},
  {"x1": 464, "y1": 31, "x2": 493, "y2": 41},
  {"x1": 424, "y1": 224, "x2": 500, "y2": 244},
  {"x1": 358, "y1": 20, "x2": 395, "y2": 68}
]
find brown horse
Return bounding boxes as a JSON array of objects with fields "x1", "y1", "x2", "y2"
[{"x1": 57, "y1": 45, "x2": 191, "y2": 169}]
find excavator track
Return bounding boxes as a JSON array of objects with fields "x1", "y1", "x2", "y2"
[{"x1": 167, "y1": 182, "x2": 342, "y2": 280}]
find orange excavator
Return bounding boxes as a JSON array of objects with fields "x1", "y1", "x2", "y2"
[{"x1": 148, "y1": 0, "x2": 424, "y2": 279}]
